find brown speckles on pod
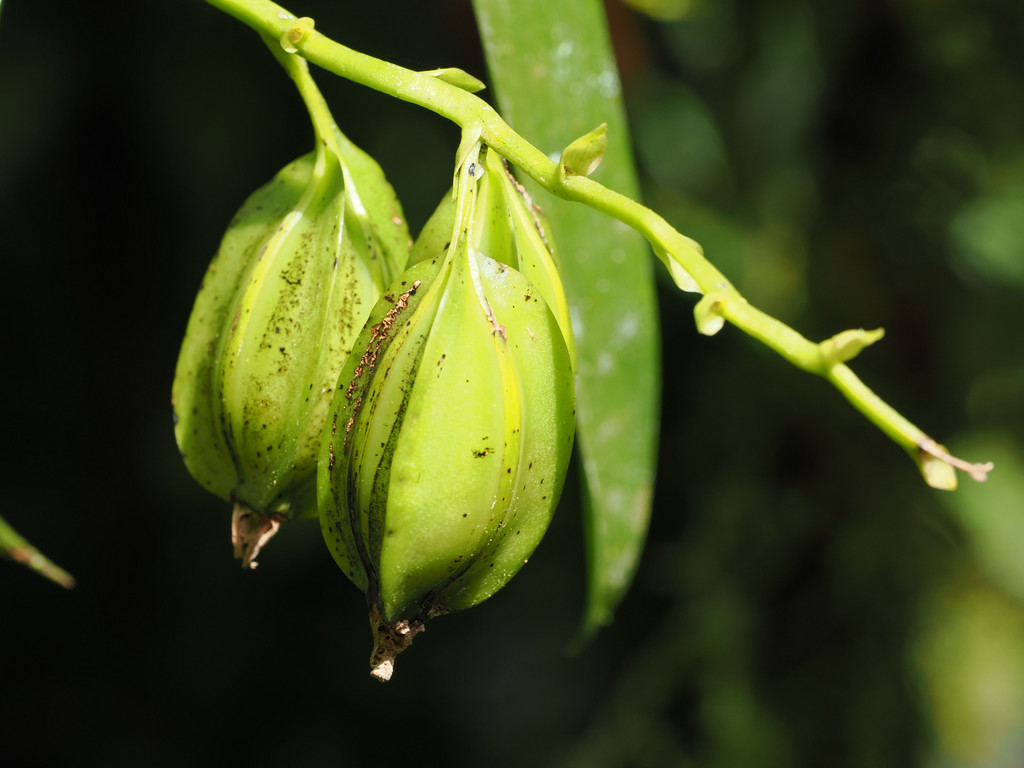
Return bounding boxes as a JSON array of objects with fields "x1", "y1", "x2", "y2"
[
  {"x1": 314, "y1": 145, "x2": 576, "y2": 682},
  {"x1": 174, "y1": 138, "x2": 412, "y2": 570},
  {"x1": 345, "y1": 281, "x2": 421, "y2": 402}
]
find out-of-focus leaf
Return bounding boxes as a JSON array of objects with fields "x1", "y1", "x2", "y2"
[
  {"x1": 0, "y1": 513, "x2": 75, "y2": 589},
  {"x1": 950, "y1": 173, "x2": 1024, "y2": 288},
  {"x1": 472, "y1": 0, "x2": 660, "y2": 640},
  {"x1": 941, "y1": 432, "x2": 1024, "y2": 602},
  {"x1": 914, "y1": 575, "x2": 1024, "y2": 765},
  {"x1": 619, "y1": 0, "x2": 699, "y2": 22}
]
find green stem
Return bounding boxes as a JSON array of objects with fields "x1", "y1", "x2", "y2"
[
  {"x1": 0, "y1": 514, "x2": 75, "y2": 589},
  {"x1": 262, "y1": 32, "x2": 339, "y2": 149},
  {"x1": 201, "y1": 0, "x2": 992, "y2": 488}
]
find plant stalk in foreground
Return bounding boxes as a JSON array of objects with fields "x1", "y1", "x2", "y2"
[{"x1": 201, "y1": 0, "x2": 992, "y2": 488}]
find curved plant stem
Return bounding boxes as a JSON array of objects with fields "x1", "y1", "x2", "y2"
[{"x1": 202, "y1": 0, "x2": 992, "y2": 488}]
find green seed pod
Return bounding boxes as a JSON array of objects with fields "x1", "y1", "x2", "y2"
[
  {"x1": 172, "y1": 75, "x2": 409, "y2": 568},
  {"x1": 319, "y1": 141, "x2": 576, "y2": 680},
  {"x1": 411, "y1": 147, "x2": 577, "y2": 370}
]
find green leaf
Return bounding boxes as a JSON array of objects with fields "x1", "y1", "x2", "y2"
[{"x1": 472, "y1": 0, "x2": 660, "y2": 641}]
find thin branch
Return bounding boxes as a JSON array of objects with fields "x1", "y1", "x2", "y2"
[{"x1": 201, "y1": 0, "x2": 992, "y2": 487}]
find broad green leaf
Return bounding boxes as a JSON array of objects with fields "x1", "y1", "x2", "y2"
[
  {"x1": 472, "y1": 0, "x2": 660, "y2": 641},
  {"x1": 0, "y1": 513, "x2": 75, "y2": 589}
]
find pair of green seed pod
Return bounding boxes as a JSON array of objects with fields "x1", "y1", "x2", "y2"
[{"x1": 171, "y1": 61, "x2": 576, "y2": 678}]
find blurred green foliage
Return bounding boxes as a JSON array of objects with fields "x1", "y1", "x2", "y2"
[{"x1": 1, "y1": 0, "x2": 1022, "y2": 766}]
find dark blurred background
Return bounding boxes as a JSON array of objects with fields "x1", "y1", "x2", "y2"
[{"x1": 3, "y1": 0, "x2": 1023, "y2": 766}]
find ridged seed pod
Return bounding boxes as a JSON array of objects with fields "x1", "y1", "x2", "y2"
[
  {"x1": 318, "y1": 142, "x2": 576, "y2": 680},
  {"x1": 172, "y1": 61, "x2": 409, "y2": 567},
  {"x1": 411, "y1": 146, "x2": 576, "y2": 369}
]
